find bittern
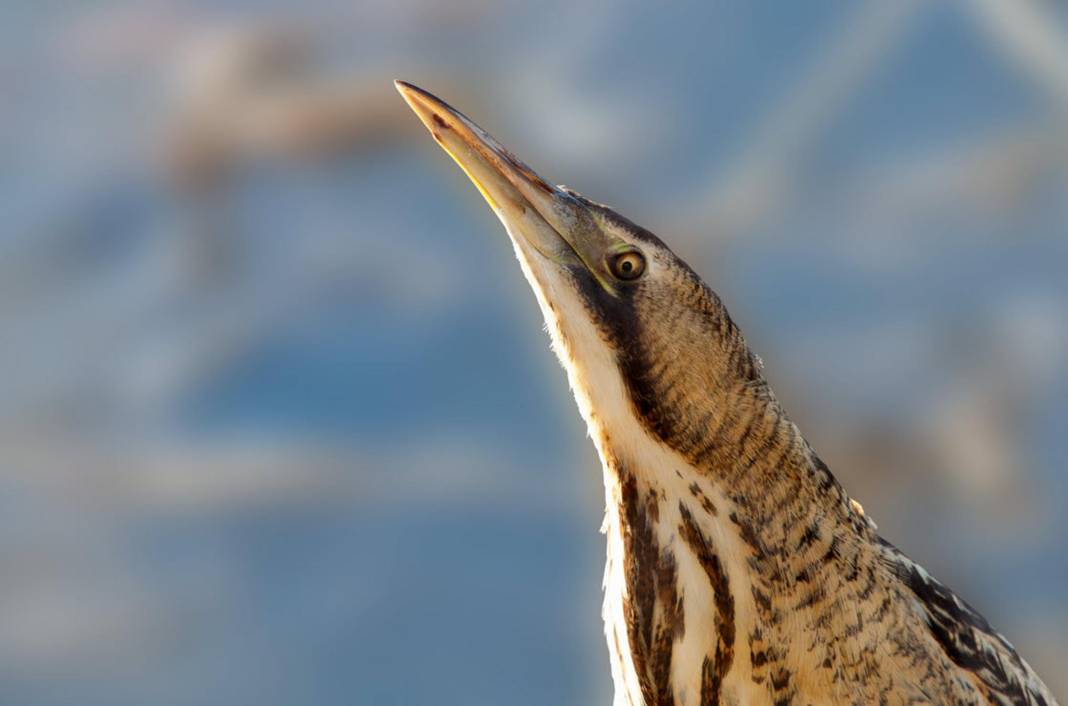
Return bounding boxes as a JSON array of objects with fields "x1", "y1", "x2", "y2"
[{"x1": 395, "y1": 81, "x2": 1057, "y2": 706}]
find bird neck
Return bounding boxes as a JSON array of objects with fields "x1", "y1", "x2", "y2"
[
  {"x1": 532, "y1": 275, "x2": 890, "y2": 700},
  {"x1": 597, "y1": 367, "x2": 869, "y2": 557},
  {"x1": 586, "y1": 376, "x2": 882, "y2": 705}
]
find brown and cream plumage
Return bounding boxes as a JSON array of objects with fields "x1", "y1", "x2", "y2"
[{"x1": 396, "y1": 81, "x2": 1057, "y2": 706}]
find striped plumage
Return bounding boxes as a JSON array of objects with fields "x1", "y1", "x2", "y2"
[{"x1": 396, "y1": 81, "x2": 1058, "y2": 706}]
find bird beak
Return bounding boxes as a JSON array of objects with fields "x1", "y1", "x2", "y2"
[{"x1": 395, "y1": 80, "x2": 614, "y2": 275}]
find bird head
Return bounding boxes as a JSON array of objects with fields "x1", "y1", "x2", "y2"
[{"x1": 397, "y1": 81, "x2": 767, "y2": 463}]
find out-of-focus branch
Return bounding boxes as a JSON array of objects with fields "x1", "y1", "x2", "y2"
[
  {"x1": 967, "y1": 0, "x2": 1068, "y2": 110},
  {"x1": 681, "y1": 0, "x2": 923, "y2": 239}
]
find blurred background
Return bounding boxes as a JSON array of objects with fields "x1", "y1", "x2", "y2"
[{"x1": 2, "y1": 1, "x2": 1067, "y2": 704}]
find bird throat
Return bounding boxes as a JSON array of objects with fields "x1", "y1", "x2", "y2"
[
  {"x1": 580, "y1": 363, "x2": 865, "y2": 706},
  {"x1": 515, "y1": 250, "x2": 878, "y2": 706}
]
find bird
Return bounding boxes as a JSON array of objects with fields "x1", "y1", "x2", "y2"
[{"x1": 394, "y1": 80, "x2": 1058, "y2": 706}]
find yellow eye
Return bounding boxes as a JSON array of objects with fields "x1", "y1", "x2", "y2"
[{"x1": 609, "y1": 250, "x2": 646, "y2": 281}]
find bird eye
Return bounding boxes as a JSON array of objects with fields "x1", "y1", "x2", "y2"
[{"x1": 608, "y1": 250, "x2": 646, "y2": 281}]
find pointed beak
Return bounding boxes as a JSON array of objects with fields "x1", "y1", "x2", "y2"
[{"x1": 395, "y1": 80, "x2": 612, "y2": 271}]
